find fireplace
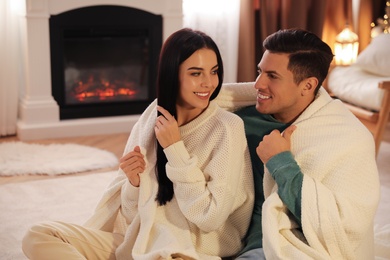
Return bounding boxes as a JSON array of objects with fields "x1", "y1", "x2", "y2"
[
  {"x1": 16, "y1": 0, "x2": 182, "y2": 140},
  {"x1": 49, "y1": 5, "x2": 162, "y2": 120}
]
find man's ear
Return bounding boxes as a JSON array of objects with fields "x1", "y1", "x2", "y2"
[{"x1": 301, "y1": 77, "x2": 318, "y2": 96}]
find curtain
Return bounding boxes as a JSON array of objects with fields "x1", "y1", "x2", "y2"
[
  {"x1": 237, "y1": 0, "x2": 256, "y2": 82},
  {"x1": 182, "y1": 0, "x2": 241, "y2": 83},
  {"x1": 353, "y1": 0, "x2": 374, "y2": 51},
  {"x1": 237, "y1": 0, "x2": 327, "y2": 82},
  {"x1": 237, "y1": 0, "x2": 380, "y2": 81},
  {"x1": 322, "y1": 0, "x2": 373, "y2": 54},
  {"x1": 258, "y1": 0, "x2": 327, "y2": 43},
  {"x1": 0, "y1": 0, "x2": 19, "y2": 137}
]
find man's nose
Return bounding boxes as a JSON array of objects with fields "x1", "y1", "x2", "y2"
[{"x1": 254, "y1": 74, "x2": 266, "y2": 89}]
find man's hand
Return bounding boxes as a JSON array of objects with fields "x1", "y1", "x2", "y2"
[
  {"x1": 256, "y1": 125, "x2": 296, "y2": 164},
  {"x1": 154, "y1": 106, "x2": 181, "y2": 149},
  {"x1": 120, "y1": 146, "x2": 145, "y2": 187}
]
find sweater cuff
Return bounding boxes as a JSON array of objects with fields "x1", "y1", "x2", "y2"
[
  {"x1": 266, "y1": 151, "x2": 295, "y2": 178},
  {"x1": 123, "y1": 179, "x2": 140, "y2": 199},
  {"x1": 164, "y1": 141, "x2": 192, "y2": 167}
]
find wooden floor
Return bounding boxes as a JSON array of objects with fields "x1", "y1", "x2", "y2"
[{"x1": 0, "y1": 133, "x2": 129, "y2": 185}]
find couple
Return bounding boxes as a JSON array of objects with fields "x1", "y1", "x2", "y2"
[{"x1": 22, "y1": 28, "x2": 380, "y2": 260}]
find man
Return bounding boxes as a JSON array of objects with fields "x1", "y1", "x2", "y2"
[{"x1": 216, "y1": 28, "x2": 380, "y2": 259}]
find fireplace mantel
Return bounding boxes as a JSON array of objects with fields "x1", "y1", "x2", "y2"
[{"x1": 16, "y1": 0, "x2": 182, "y2": 140}]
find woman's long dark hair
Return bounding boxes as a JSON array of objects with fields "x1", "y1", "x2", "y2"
[{"x1": 155, "y1": 28, "x2": 224, "y2": 205}]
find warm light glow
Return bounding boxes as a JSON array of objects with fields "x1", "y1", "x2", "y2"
[
  {"x1": 9, "y1": 0, "x2": 25, "y2": 15},
  {"x1": 334, "y1": 26, "x2": 359, "y2": 66},
  {"x1": 70, "y1": 77, "x2": 138, "y2": 103},
  {"x1": 183, "y1": 0, "x2": 237, "y2": 15},
  {"x1": 371, "y1": 25, "x2": 383, "y2": 38}
]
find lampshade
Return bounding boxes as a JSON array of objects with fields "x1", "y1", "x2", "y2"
[{"x1": 334, "y1": 25, "x2": 359, "y2": 66}]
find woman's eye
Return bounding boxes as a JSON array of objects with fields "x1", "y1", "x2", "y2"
[
  {"x1": 211, "y1": 69, "x2": 218, "y2": 75},
  {"x1": 191, "y1": 72, "x2": 201, "y2": 76}
]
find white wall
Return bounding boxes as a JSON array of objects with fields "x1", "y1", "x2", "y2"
[{"x1": 183, "y1": 0, "x2": 240, "y2": 83}]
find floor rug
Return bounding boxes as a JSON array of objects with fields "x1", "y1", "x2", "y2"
[
  {"x1": 0, "y1": 142, "x2": 118, "y2": 176},
  {"x1": 0, "y1": 170, "x2": 115, "y2": 260}
]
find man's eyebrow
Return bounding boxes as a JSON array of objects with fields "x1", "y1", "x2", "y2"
[
  {"x1": 259, "y1": 68, "x2": 281, "y2": 76},
  {"x1": 187, "y1": 64, "x2": 219, "y2": 71}
]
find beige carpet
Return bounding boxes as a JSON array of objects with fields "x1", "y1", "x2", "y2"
[{"x1": 0, "y1": 171, "x2": 115, "y2": 260}]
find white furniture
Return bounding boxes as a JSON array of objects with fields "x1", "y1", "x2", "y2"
[{"x1": 326, "y1": 33, "x2": 390, "y2": 155}]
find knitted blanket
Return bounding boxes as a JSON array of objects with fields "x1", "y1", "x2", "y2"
[
  {"x1": 216, "y1": 83, "x2": 380, "y2": 259},
  {"x1": 85, "y1": 98, "x2": 254, "y2": 260},
  {"x1": 84, "y1": 100, "x2": 201, "y2": 259}
]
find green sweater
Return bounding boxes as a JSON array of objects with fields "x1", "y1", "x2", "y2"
[{"x1": 235, "y1": 106, "x2": 304, "y2": 255}]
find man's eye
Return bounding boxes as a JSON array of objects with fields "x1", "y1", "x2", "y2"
[{"x1": 268, "y1": 73, "x2": 277, "y2": 79}]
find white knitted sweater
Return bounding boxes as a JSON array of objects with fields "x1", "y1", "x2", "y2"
[
  {"x1": 216, "y1": 83, "x2": 380, "y2": 260},
  {"x1": 84, "y1": 99, "x2": 254, "y2": 260}
]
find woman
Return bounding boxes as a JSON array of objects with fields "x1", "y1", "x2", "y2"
[{"x1": 22, "y1": 28, "x2": 254, "y2": 260}]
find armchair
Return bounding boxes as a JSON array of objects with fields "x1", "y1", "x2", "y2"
[{"x1": 325, "y1": 33, "x2": 390, "y2": 155}]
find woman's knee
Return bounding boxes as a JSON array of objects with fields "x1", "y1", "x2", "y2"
[{"x1": 22, "y1": 221, "x2": 62, "y2": 255}]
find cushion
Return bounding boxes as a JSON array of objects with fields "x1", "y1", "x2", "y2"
[
  {"x1": 354, "y1": 33, "x2": 390, "y2": 77},
  {"x1": 327, "y1": 66, "x2": 390, "y2": 111}
]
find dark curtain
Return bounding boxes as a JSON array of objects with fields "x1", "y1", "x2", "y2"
[
  {"x1": 237, "y1": 0, "x2": 256, "y2": 82},
  {"x1": 237, "y1": 0, "x2": 384, "y2": 82},
  {"x1": 258, "y1": 0, "x2": 327, "y2": 43},
  {"x1": 238, "y1": 0, "x2": 327, "y2": 82},
  {"x1": 373, "y1": 0, "x2": 388, "y2": 18}
]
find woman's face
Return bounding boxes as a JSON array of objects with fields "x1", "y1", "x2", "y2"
[{"x1": 176, "y1": 48, "x2": 219, "y2": 123}]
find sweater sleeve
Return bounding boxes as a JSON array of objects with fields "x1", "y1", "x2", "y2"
[
  {"x1": 266, "y1": 151, "x2": 303, "y2": 225},
  {"x1": 119, "y1": 170, "x2": 140, "y2": 221},
  {"x1": 164, "y1": 119, "x2": 252, "y2": 233}
]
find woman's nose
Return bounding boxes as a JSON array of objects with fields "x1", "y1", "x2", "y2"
[{"x1": 201, "y1": 74, "x2": 213, "y2": 88}]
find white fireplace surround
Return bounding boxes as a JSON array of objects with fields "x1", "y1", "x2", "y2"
[{"x1": 16, "y1": 0, "x2": 183, "y2": 140}]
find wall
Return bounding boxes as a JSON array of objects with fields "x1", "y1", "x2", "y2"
[{"x1": 14, "y1": 0, "x2": 183, "y2": 140}]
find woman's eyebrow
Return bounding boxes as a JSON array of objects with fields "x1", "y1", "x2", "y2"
[
  {"x1": 187, "y1": 64, "x2": 218, "y2": 71},
  {"x1": 187, "y1": 67, "x2": 203, "y2": 71}
]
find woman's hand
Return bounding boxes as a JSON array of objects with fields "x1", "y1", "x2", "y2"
[
  {"x1": 120, "y1": 146, "x2": 145, "y2": 187},
  {"x1": 154, "y1": 106, "x2": 181, "y2": 148}
]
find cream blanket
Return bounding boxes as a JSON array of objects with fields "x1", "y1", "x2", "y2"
[
  {"x1": 85, "y1": 98, "x2": 254, "y2": 260},
  {"x1": 216, "y1": 83, "x2": 381, "y2": 259}
]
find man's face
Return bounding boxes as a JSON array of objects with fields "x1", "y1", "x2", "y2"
[{"x1": 254, "y1": 50, "x2": 308, "y2": 123}]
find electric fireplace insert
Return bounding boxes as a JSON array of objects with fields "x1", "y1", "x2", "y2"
[{"x1": 49, "y1": 5, "x2": 162, "y2": 119}]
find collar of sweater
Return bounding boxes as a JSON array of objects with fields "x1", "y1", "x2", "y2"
[{"x1": 179, "y1": 101, "x2": 218, "y2": 135}]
